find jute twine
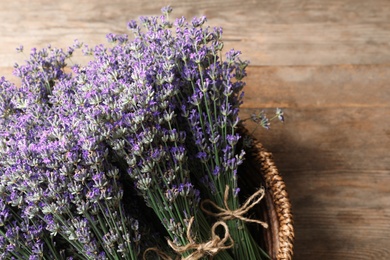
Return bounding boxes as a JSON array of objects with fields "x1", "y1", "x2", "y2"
[
  {"x1": 200, "y1": 185, "x2": 269, "y2": 228},
  {"x1": 143, "y1": 217, "x2": 234, "y2": 260}
]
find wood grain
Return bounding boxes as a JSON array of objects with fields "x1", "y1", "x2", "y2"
[
  {"x1": 241, "y1": 64, "x2": 390, "y2": 259},
  {"x1": 1, "y1": 0, "x2": 390, "y2": 259},
  {"x1": 1, "y1": 0, "x2": 390, "y2": 72}
]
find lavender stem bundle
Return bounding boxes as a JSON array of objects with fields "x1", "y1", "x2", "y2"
[
  {"x1": 171, "y1": 23, "x2": 268, "y2": 259},
  {"x1": 0, "y1": 44, "x2": 151, "y2": 259}
]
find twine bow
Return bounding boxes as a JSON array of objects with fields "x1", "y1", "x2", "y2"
[
  {"x1": 168, "y1": 217, "x2": 234, "y2": 260},
  {"x1": 144, "y1": 217, "x2": 233, "y2": 260},
  {"x1": 201, "y1": 185, "x2": 268, "y2": 228}
]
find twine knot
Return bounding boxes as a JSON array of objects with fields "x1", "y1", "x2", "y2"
[
  {"x1": 144, "y1": 217, "x2": 233, "y2": 260},
  {"x1": 201, "y1": 185, "x2": 268, "y2": 228},
  {"x1": 168, "y1": 217, "x2": 234, "y2": 260}
]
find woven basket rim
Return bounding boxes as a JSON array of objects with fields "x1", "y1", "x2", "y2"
[{"x1": 240, "y1": 127, "x2": 294, "y2": 260}]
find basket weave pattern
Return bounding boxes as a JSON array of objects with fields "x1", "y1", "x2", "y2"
[
  {"x1": 257, "y1": 143, "x2": 294, "y2": 260},
  {"x1": 238, "y1": 125, "x2": 294, "y2": 260}
]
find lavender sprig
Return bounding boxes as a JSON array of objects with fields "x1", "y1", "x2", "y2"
[
  {"x1": 168, "y1": 13, "x2": 269, "y2": 259},
  {"x1": 0, "y1": 46, "x2": 145, "y2": 259}
]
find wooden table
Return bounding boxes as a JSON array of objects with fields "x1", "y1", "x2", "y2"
[{"x1": 1, "y1": 1, "x2": 389, "y2": 259}]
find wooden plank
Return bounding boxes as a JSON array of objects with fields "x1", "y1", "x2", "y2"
[
  {"x1": 243, "y1": 65, "x2": 390, "y2": 109},
  {"x1": 1, "y1": 0, "x2": 390, "y2": 72},
  {"x1": 288, "y1": 169, "x2": 390, "y2": 260}
]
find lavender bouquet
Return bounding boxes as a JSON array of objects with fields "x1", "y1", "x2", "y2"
[{"x1": 0, "y1": 6, "x2": 282, "y2": 260}]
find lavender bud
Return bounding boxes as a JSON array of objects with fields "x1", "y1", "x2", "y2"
[
  {"x1": 276, "y1": 107, "x2": 284, "y2": 122},
  {"x1": 136, "y1": 175, "x2": 152, "y2": 190},
  {"x1": 161, "y1": 6, "x2": 173, "y2": 15}
]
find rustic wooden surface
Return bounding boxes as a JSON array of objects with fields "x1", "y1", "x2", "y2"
[{"x1": 1, "y1": 1, "x2": 390, "y2": 259}]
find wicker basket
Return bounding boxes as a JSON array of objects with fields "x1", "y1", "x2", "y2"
[{"x1": 238, "y1": 128, "x2": 294, "y2": 260}]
